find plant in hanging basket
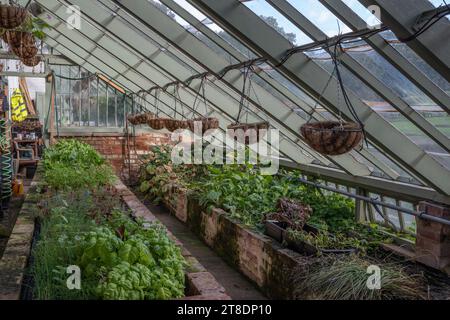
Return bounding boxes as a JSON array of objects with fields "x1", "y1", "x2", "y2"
[
  {"x1": 265, "y1": 198, "x2": 312, "y2": 232},
  {"x1": 0, "y1": 4, "x2": 28, "y2": 30},
  {"x1": 21, "y1": 55, "x2": 41, "y2": 67},
  {"x1": 300, "y1": 121, "x2": 363, "y2": 156},
  {"x1": 227, "y1": 121, "x2": 269, "y2": 143},
  {"x1": 148, "y1": 118, "x2": 166, "y2": 130}
]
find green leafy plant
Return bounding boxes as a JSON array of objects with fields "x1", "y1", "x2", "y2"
[
  {"x1": 138, "y1": 144, "x2": 398, "y2": 249},
  {"x1": 44, "y1": 162, "x2": 115, "y2": 190},
  {"x1": 44, "y1": 139, "x2": 104, "y2": 169},
  {"x1": 13, "y1": 16, "x2": 49, "y2": 40},
  {"x1": 43, "y1": 140, "x2": 115, "y2": 190},
  {"x1": 286, "y1": 228, "x2": 364, "y2": 252},
  {"x1": 31, "y1": 187, "x2": 185, "y2": 300}
]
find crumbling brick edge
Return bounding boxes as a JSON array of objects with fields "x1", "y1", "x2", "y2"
[
  {"x1": 0, "y1": 165, "x2": 43, "y2": 300},
  {"x1": 114, "y1": 179, "x2": 230, "y2": 300},
  {"x1": 0, "y1": 167, "x2": 230, "y2": 300},
  {"x1": 163, "y1": 185, "x2": 302, "y2": 300}
]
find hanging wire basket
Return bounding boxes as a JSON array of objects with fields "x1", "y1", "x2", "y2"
[
  {"x1": 227, "y1": 63, "x2": 269, "y2": 143},
  {"x1": 188, "y1": 117, "x2": 219, "y2": 134},
  {"x1": 0, "y1": 4, "x2": 28, "y2": 30},
  {"x1": 13, "y1": 42, "x2": 38, "y2": 59},
  {"x1": 5, "y1": 31, "x2": 38, "y2": 59},
  {"x1": 227, "y1": 121, "x2": 269, "y2": 143},
  {"x1": 148, "y1": 117, "x2": 166, "y2": 130},
  {"x1": 21, "y1": 55, "x2": 41, "y2": 67},
  {"x1": 299, "y1": 40, "x2": 366, "y2": 156},
  {"x1": 127, "y1": 112, "x2": 155, "y2": 125},
  {"x1": 164, "y1": 118, "x2": 180, "y2": 132},
  {"x1": 187, "y1": 75, "x2": 218, "y2": 134},
  {"x1": 4, "y1": 30, "x2": 34, "y2": 47},
  {"x1": 300, "y1": 121, "x2": 363, "y2": 156}
]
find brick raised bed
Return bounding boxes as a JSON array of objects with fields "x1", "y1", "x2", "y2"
[
  {"x1": 163, "y1": 185, "x2": 305, "y2": 299},
  {"x1": 0, "y1": 167, "x2": 229, "y2": 300}
]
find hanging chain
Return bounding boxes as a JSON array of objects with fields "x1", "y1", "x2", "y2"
[
  {"x1": 153, "y1": 88, "x2": 160, "y2": 117},
  {"x1": 306, "y1": 66, "x2": 336, "y2": 123},
  {"x1": 244, "y1": 66, "x2": 255, "y2": 124},
  {"x1": 200, "y1": 76, "x2": 208, "y2": 117},
  {"x1": 236, "y1": 63, "x2": 252, "y2": 124}
]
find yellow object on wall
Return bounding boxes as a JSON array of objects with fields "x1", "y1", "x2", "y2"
[{"x1": 11, "y1": 88, "x2": 28, "y2": 122}]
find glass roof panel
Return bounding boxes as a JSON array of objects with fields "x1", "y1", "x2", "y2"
[
  {"x1": 170, "y1": 0, "x2": 257, "y2": 58},
  {"x1": 381, "y1": 31, "x2": 450, "y2": 95},
  {"x1": 41, "y1": 0, "x2": 450, "y2": 192},
  {"x1": 428, "y1": 0, "x2": 450, "y2": 20},
  {"x1": 285, "y1": 0, "x2": 352, "y2": 36},
  {"x1": 243, "y1": 0, "x2": 312, "y2": 45},
  {"x1": 149, "y1": 0, "x2": 239, "y2": 63},
  {"x1": 341, "y1": 0, "x2": 382, "y2": 28}
]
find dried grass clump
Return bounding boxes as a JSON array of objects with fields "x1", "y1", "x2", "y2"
[{"x1": 291, "y1": 255, "x2": 427, "y2": 300}]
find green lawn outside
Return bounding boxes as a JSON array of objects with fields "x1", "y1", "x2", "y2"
[{"x1": 389, "y1": 115, "x2": 450, "y2": 137}]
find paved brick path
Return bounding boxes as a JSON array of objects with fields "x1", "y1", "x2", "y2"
[{"x1": 143, "y1": 202, "x2": 266, "y2": 300}]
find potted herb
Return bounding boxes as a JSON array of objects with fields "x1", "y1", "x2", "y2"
[
  {"x1": 285, "y1": 228, "x2": 360, "y2": 256},
  {"x1": 264, "y1": 198, "x2": 312, "y2": 242}
]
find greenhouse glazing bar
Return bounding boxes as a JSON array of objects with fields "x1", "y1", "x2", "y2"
[
  {"x1": 280, "y1": 159, "x2": 450, "y2": 205},
  {"x1": 320, "y1": 0, "x2": 450, "y2": 113},
  {"x1": 186, "y1": 0, "x2": 450, "y2": 196},
  {"x1": 44, "y1": 34, "x2": 304, "y2": 164},
  {"x1": 158, "y1": 0, "x2": 405, "y2": 181},
  {"x1": 109, "y1": 0, "x2": 373, "y2": 176},
  {"x1": 291, "y1": 176, "x2": 450, "y2": 226},
  {"x1": 33, "y1": 0, "x2": 321, "y2": 165},
  {"x1": 358, "y1": 0, "x2": 450, "y2": 82},
  {"x1": 267, "y1": 0, "x2": 450, "y2": 152}
]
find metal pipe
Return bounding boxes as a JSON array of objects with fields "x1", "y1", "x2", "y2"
[{"x1": 288, "y1": 176, "x2": 450, "y2": 226}]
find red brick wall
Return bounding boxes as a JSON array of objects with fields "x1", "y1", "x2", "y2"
[
  {"x1": 58, "y1": 132, "x2": 170, "y2": 181},
  {"x1": 416, "y1": 202, "x2": 450, "y2": 273}
]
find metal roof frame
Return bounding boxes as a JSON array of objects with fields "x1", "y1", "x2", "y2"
[
  {"x1": 182, "y1": 0, "x2": 450, "y2": 195},
  {"x1": 320, "y1": 0, "x2": 450, "y2": 114},
  {"x1": 13, "y1": 0, "x2": 449, "y2": 200},
  {"x1": 33, "y1": 0, "x2": 324, "y2": 165},
  {"x1": 268, "y1": 0, "x2": 449, "y2": 153},
  {"x1": 358, "y1": 0, "x2": 450, "y2": 83}
]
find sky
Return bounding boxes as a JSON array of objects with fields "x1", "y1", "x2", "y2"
[
  {"x1": 169, "y1": 0, "x2": 448, "y2": 46},
  {"x1": 171, "y1": 0, "x2": 375, "y2": 45}
]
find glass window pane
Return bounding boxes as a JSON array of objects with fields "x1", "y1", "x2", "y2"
[
  {"x1": 89, "y1": 78, "x2": 98, "y2": 126},
  {"x1": 98, "y1": 80, "x2": 107, "y2": 127},
  {"x1": 117, "y1": 93, "x2": 125, "y2": 127},
  {"x1": 107, "y1": 86, "x2": 116, "y2": 127}
]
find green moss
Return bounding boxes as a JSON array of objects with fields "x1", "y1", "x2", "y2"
[
  {"x1": 263, "y1": 243, "x2": 301, "y2": 299},
  {"x1": 186, "y1": 194, "x2": 205, "y2": 238},
  {"x1": 213, "y1": 214, "x2": 240, "y2": 268}
]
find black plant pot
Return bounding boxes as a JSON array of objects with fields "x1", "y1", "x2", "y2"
[{"x1": 265, "y1": 220, "x2": 288, "y2": 243}]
